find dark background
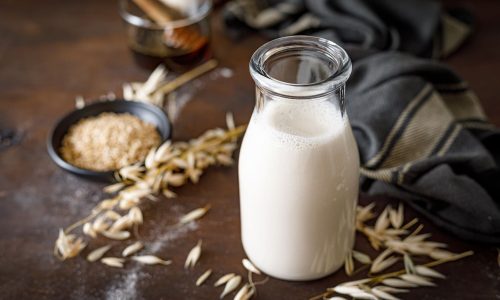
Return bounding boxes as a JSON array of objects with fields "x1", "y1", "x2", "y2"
[{"x1": 0, "y1": 0, "x2": 498, "y2": 299}]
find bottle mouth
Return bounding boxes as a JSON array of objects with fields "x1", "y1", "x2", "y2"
[{"x1": 250, "y1": 36, "x2": 351, "y2": 98}]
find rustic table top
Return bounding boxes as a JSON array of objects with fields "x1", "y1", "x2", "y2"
[{"x1": 0, "y1": 1, "x2": 498, "y2": 299}]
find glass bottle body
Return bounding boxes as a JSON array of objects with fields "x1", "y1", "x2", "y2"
[{"x1": 238, "y1": 36, "x2": 359, "y2": 280}]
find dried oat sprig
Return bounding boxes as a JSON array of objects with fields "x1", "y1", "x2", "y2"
[
  {"x1": 54, "y1": 229, "x2": 87, "y2": 260},
  {"x1": 179, "y1": 205, "x2": 211, "y2": 225},
  {"x1": 103, "y1": 182, "x2": 126, "y2": 194},
  {"x1": 370, "y1": 249, "x2": 399, "y2": 274},
  {"x1": 122, "y1": 241, "x2": 144, "y2": 257},
  {"x1": 403, "y1": 254, "x2": 416, "y2": 274},
  {"x1": 344, "y1": 251, "x2": 354, "y2": 276},
  {"x1": 234, "y1": 283, "x2": 255, "y2": 300},
  {"x1": 355, "y1": 203, "x2": 457, "y2": 261},
  {"x1": 53, "y1": 121, "x2": 245, "y2": 260},
  {"x1": 312, "y1": 251, "x2": 473, "y2": 300},
  {"x1": 110, "y1": 124, "x2": 245, "y2": 201},
  {"x1": 220, "y1": 275, "x2": 242, "y2": 298},
  {"x1": 240, "y1": 258, "x2": 267, "y2": 300},
  {"x1": 123, "y1": 64, "x2": 168, "y2": 107},
  {"x1": 327, "y1": 202, "x2": 474, "y2": 299},
  {"x1": 196, "y1": 269, "x2": 212, "y2": 286},
  {"x1": 242, "y1": 259, "x2": 261, "y2": 275},
  {"x1": 214, "y1": 273, "x2": 236, "y2": 287},
  {"x1": 414, "y1": 265, "x2": 445, "y2": 279},
  {"x1": 101, "y1": 257, "x2": 125, "y2": 268},
  {"x1": 75, "y1": 95, "x2": 85, "y2": 109},
  {"x1": 101, "y1": 230, "x2": 131, "y2": 240},
  {"x1": 132, "y1": 255, "x2": 172, "y2": 266},
  {"x1": 185, "y1": 240, "x2": 202, "y2": 269},
  {"x1": 123, "y1": 60, "x2": 218, "y2": 108},
  {"x1": 87, "y1": 245, "x2": 112, "y2": 262},
  {"x1": 389, "y1": 203, "x2": 404, "y2": 229},
  {"x1": 352, "y1": 250, "x2": 372, "y2": 265}
]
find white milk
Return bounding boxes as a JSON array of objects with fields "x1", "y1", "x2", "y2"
[{"x1": 238, "y1": 99, "x2": 359, "y2": 281}]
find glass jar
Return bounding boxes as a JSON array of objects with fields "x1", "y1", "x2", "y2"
[
  {"x1": 238, "y1": 36, "x2": 359, "y2": 281},
  {"x1": 119, "y1": 0, "x2": 212, "y2": 70}
]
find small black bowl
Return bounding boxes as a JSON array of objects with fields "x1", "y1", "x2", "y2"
[{"x1": 47, "y1": 100, "x2": 171, "y2": 182}]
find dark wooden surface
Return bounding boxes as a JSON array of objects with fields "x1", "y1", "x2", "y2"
[{"x1": 0, "y1": 1, "x2": 499, "y2": 299}]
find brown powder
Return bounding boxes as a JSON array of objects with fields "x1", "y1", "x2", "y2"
[{"x1": 60, "y1": 112, "x2": 160, "y2": 171}]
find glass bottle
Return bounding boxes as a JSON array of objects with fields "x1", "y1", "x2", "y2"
[{"x1": 238, "y1": 36, "x2": 359, "y2": 281}]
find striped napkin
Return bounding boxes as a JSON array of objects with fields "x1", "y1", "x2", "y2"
[
  {"x1": 348, "y1": 52, "x2": 500, "y2": 244},
  {"x1": 224, "y1": 0, "x2": 500, "y2": 243}
]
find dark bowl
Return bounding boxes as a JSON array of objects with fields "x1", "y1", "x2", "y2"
[{"x1": 47, "y1": 100, "x2": 171, "y2": 182}]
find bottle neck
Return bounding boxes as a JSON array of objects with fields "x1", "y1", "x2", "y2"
[{"x1": 250, "y1": 35, "x2": 351, "y2": 100}]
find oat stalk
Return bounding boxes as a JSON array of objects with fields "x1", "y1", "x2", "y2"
[
  {"x1": 311, "y1": 251, "x2": 473, "y2": 300},
  {"x1": 312, "y1": 201, "x2": 474, "y2": 300},
  {"x1": 54, "y1": 121, "x2": 246, "y2": 260}
]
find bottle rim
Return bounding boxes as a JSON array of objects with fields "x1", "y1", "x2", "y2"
[{"x1": 249, "y1": 35, "x2": 352, "y2": 99}]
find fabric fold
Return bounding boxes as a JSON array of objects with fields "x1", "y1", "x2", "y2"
[
  {"x1": 223, "y1": 0, "x2": 500, "y2": 243},
  {"x1": 348, "y1": 52, "x2": 500, "y2": 243},
  {"x1": 224, "y1": 0, "x2": 472, "y2": 58}
]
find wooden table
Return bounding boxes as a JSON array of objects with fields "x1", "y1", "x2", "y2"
[{"x1": 0, "y1": 1, "x2": 498, "y2": 299}]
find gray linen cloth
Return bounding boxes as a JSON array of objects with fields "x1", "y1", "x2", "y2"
[{"x1": 224, "y1": 0, "x2": 500, "y2": 243}]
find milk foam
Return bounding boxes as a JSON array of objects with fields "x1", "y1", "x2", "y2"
[{"x1": 254, "y1": 100, "x2": 343, "y2": 149}]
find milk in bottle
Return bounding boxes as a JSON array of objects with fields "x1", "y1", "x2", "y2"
[{"x1": 238, "y1": 36, "x2": 359, "y2": 281}]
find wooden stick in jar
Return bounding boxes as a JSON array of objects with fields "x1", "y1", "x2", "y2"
[{"x1": 132, "y1": 0, "x2": 208, "y2": 52}]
